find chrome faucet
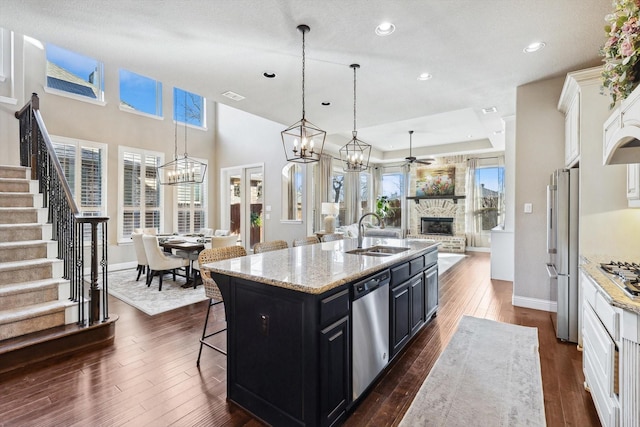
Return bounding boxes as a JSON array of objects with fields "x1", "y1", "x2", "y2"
[{"x1": 357, "y1": 212, "x2": 385, "y2": 248}]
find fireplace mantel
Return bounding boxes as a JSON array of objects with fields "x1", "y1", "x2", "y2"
[{"x1": 407, "y1": 195, "x2": 466, "y2": 204}]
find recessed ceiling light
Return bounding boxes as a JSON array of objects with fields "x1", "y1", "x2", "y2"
[
  {"x1": 321, "y1": 102, "x2": 331, "y2": 106},
  {"x1": 482, "y1": 106, "x2": 497, "y2": 114},
  {"x1": 263, "y1": 71, "x2": 277, "y2": 79},
  {"x1": 417, "y1": 73, "x2": 432, "y2": 81},
  {"x1": 467, "y1": 134, "x2": 473, "y2": 138},
  {"x1": 222, "y1": 91, "x2": 245, "y2": 101},
  {"x1": 375, "y1": 22, "x2": 395, "y2": 36},
  {"x1": 523, "y1": 42, "x2": 546, "y2": 53}
]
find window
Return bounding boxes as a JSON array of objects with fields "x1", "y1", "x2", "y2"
[
  {"x1": 0, "y1": 28, "x2": 11, "y2": 83},
  {"x1": 281, "y1": 163, "x2": 303, "y2": 221},
  {"x1": 45, "y1": 43, "x2": 104, "y2": 102},
  {"x1": 474, "y1": 166, "x2": 505, "y2": 230},
  {"x1": 174, "y1": 87, "x2": 205, "y2": 128},
  {"x1": 331, "y1": 171, "x2": 345, "y2": 226},
  {"x1": 52, "y1": 136, "x2": 107, "y2": 242},
  {"x1": 119, "y1": 69, "x2": 162, "y2": 117},
  {"x1": 381, "y1": 172, "x2": 404, "y2": 228},
  {"x1": 118, "y1": 147, "x2": 163, "y2": 241},
  {"x1": 175, "y1": 161, "x2": 208, "y2": 234}
]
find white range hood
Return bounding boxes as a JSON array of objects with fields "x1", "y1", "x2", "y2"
[{"x1": 603, "y1": 84, "x2": 640, "y2": 165}]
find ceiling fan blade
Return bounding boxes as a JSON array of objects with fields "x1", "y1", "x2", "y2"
[{"x1": 416, "y1": 159, "x2": 433, "y2": 165}]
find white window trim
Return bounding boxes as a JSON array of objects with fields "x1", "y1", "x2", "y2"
[
  {"x1": 119, "y1": 104, "x2": 164, "y2": 120},
  {"x1": 44, "y1": 85, "x2": 107, "y2": 106},
  {"x1": 117, "y1": 146, "x2": 164, "y2": 244},
  {"x1": 0, "y1": 28, "x2": 10, "y2": 82},
  {"x1": 51, "y1": 134, "x2": 108, "y2": 212}
]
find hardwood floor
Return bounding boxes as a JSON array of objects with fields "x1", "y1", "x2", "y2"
[{"x1": 0, "y1": 252, "x2": 600, "y2": 426}]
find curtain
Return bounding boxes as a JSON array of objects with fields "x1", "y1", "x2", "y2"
[
  {"x1": 313, "y1": 154, "x2": 332, "y2": 231},
  {"x1": 465, "y1": 156, "x2": 506, "y2": 247},
  {"x1": 344, "y1": 172, "x2": 360, "y2": 225},
  {"x1": 465, "y1": 158, "x2": 482, "y2": 247}
]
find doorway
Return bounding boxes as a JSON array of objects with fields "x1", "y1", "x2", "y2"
[{"x1": 220, "y1": 164, "x2": 264, "y2": 252}]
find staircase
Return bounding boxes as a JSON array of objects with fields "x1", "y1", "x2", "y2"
[{"x1": 0, "y1": 165, "x2": 115, "y2": 375}]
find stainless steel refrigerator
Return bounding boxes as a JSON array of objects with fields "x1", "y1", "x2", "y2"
[{"x1": 546, "y1": 168, "x2": 579, "y2": 343}]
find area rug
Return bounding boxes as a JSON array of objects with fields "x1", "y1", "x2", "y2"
[
  {"x1": 399, "y1": 316, "x2": 545, "y2": 427},
  {"x1": 438, "y1": 253, "x2": 465, "y2": 275},
  {"x1": 107, "y1": 269, "x2": 207, "y2": 316}
]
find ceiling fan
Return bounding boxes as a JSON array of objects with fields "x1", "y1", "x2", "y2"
[{"x1": 402, "y1": 130, "x2": 434, "y2": 166}]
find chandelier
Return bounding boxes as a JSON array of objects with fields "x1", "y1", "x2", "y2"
[
  {"x1": 339, "y1": 64, "x2": 371, "y2": 172},
  {"x1": 281, "y1": 24, "x2": 326, "y2": 164},
  {"x1": 159, "y1": 92, "x2": 207, "y2": 185}
]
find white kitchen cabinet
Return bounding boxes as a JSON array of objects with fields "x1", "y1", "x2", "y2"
[
  {"x1": 559, "y1": 70, "x2": 598, "y2": 168},
  {"x1": 565, "y1": 91, "x2": 580, "y2": 167},
  {"x1": 627, "y1": 164, "x2": 640, "y2": 208},
  {"x1": 581, "y1": 271, "x2": 620, "y2": 427}
]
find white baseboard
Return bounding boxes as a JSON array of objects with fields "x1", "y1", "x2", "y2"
[
  {"x1": 109, "y1": 261, "x2": 137, "y2": 272},
  {"x1": 512, "y1": 295, "x2": 557, "y2": 312}
]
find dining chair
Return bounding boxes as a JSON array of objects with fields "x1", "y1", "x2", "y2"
[
  {"x1": 209, "y1": 234, "x2": 238, "y2": 249},
  {"x1": 292, "y1": 236, "x2": 320, "y2": 247},
  {"x1": 199, "y1": 228, "x2": 214, "y2": 237},
  {"x1": 142, "y1": 234, "x2": 190, "y2": 291},
  {"x1": 196, "y1": 245, "x2": 247, "y2": 365},
  {"x1": 321, "y1": 233, "x2": 344, "y2": 242},
  {"x1": 253, "y1": 240, "x2": 288, "y2": 253},
  {"x1": 131, "y1": 232, "x2": 149, "y2": 282}
]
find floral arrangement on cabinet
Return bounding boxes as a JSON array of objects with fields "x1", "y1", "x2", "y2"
[{"x1": 601, "y1": 0, "x2": 640, "y2": 108}]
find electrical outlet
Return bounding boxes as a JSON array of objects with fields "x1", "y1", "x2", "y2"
[{"x1": 524, "y1": 203, "x2": 532, "y2": 214}]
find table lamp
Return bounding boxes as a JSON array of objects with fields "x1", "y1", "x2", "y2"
[{"x1": 322, "y1": 202, "x2": 339, "y2": 233}]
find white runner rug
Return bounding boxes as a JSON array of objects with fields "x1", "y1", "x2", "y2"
[
  {"x1": 107, "y1": 268, "x2": 207, "y2": 316},
  {"x1": 399, "y1": 316, "x2": 546, "y2": 426}
]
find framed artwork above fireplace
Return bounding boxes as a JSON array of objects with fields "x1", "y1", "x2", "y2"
[{"x1": 415, "y1": 165, "x2": 455, "y2": 197}]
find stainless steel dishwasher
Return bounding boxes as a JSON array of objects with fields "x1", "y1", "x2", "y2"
[{"x1": 352, "y1": 269, "x2": 390, "y2": 400}]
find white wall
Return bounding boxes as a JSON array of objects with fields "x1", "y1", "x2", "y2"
[
  {"x1": 577, "y1": 79, "x2": 640, "y2": 259},
  {"x1": 215, "y1": 103, "x2": 308, "y2": 245},
  {"x1": 514, "y1": 76, "x2": 566, "y2": 310},
  {"x1": 0, "y1": 34, "x2": 217, "y2": 265}
]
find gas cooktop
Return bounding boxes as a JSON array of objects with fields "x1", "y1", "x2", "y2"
[{"x1": 599, "y1": 261, "x2": 640, "y2": 299}]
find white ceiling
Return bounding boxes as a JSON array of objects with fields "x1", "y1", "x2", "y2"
[{"x1": 0, "y1": 0, "x2": 611, "y2": 163}]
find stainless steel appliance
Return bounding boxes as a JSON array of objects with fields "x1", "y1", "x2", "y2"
[
  {"x1": 599, "y1": 261, "x2": 640, "y2": 299},
  {"x1": 546, "y1": 168, "x2": 579, "y2": 342},
  {"x1": 352, "y1": 270, "x2": 390, "y2": 400}
]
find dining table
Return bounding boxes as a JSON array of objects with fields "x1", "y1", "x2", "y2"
[{"x1": 159, "y1": 237, "x2": 205, "y2": 288}]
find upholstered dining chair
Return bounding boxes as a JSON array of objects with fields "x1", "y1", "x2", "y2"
[
  {"x1": 208, "y1": 234, "x2": 238, "y2": 249},
  {"x1": 131, "y1": 232, "x2": 149, "y2": 282},
  {"x1": 292, "y1": 236, "x2": 320, "y2": 247},
  {"x1": 321, "y1": 233, "x2": 344, "y2": 242},
  {"x1": 142, "y1": 234, "x2": 190, "y2": 291},
  {"x1": 196, "y1": 245, "x2": 247, "y2": 365},
  {"x1": 252, "y1": 240, "x2": 288, "y2": 253}
]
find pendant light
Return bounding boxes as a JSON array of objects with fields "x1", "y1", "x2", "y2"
[
  {"x1": 281, "y1": 24, "x2": 326, "y2": 164},
  {"x1": 339, "y1": 64, "x2": 371, "y2": 172},
  {"x1": 159, "y1": 91, "x2": 207, "y2": 185}
]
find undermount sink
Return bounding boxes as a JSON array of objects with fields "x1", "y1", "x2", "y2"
[{"x1": 345, "y1": 245, "x2": 410, "y2": 257}]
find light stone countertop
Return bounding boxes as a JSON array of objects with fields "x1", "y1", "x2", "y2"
[
  {"x1": 580, "y1": 255, "x2": 640, "y2": 315},
  {"x1": 202, "y1": 237, "x2": 440, "y2": 295}
]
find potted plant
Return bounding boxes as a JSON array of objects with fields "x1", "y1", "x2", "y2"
[
  {"x1": 251, "y1": 212, "x2": 262, "y2": 228},
  {"x1": 375, "y1": 195, "x2": 394, "y2": 219}
]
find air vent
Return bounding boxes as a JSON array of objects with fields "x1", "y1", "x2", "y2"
[{"x1": 222, "y1": 91, "x2": 245, "y2": 101}]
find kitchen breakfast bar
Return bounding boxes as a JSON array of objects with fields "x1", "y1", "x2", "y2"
[{"x1": 203, "y1": 237, "x2": 440, "y2": 427}]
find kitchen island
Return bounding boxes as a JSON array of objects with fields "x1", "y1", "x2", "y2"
[{"x1": 203, "y1": 237, "x2": 439, "y2": 427}]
